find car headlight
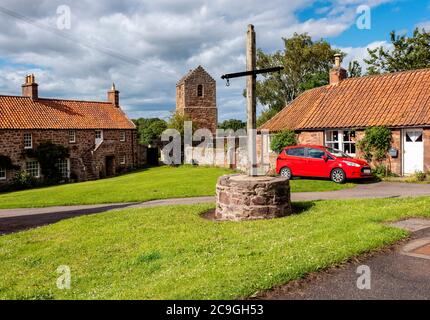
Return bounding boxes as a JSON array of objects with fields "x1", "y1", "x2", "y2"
[{"x1": 343, "y1": 161, "x2": 360, "y2": 167}]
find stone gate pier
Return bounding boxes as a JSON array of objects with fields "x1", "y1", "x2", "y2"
[{"x1": 215, "y1": 174, "x2": 292, "y2": 221}]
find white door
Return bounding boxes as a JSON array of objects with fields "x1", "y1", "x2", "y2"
[
  {"x1": 403, "y1": 129, "x2": 424, "y2": 175},
  {"x1": 95, "y1": 130, "x2": 103, "y2": 146}
]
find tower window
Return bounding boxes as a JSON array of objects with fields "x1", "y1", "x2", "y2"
[{"x1": 197, "y1": 84, "x2": 203, "y2": 97}]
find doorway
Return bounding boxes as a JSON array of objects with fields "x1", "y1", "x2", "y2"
[
  {"x1": 105, "y1": 156, "x2": 115, "y2": 177},
  {"x1": 403, "y1": 129, "x2": 424, "y2": 175}
]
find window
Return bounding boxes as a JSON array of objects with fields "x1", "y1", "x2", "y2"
[
  {"x1": 119, "y1": 154, "x2": 126, "y2": 165},
  {"x1": 56, "y1": 159, "x2": 70, "y2": 178},
  {"x1": 0, "y1": 167, "x2": 6, "y2": 180},
  {"x1": 325, "y1": 130, "x2": 356, "y2": 155},
  {"x1": 68, "y1": 130, "x2": 76, "y2": 143},
  {"x1": 24, "y1": 133, "x2": 32, "y2": 149},
  {"x1": 95, "y1": 130, "x2": 103, "y2": 145},
  {"x1": 197, "y1": 84, "x2": 203, "y2": 97},
  {"x1": 120, "y1": 131, "x2": 126, "y2": 142},
  {"x1": 406, "y1": 131, "x2": 423, "y2": 142},
  {"x1": 26, "y1": 160, "x2": 40, "y2": 178},
  {"x1": 307, "y1": 148, "x2": 326, "y2": 159},
  {"x1": 286, "y1": 148, "x2": 305, "y2": 157}
]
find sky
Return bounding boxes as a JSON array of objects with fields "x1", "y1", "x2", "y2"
[{"x1": 0, "y1": 0, "x2": 429, "y2": 122}]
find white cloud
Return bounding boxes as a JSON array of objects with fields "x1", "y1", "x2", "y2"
[{"x1": 0, "y1": 0, "x2": 396, "y2": 120}]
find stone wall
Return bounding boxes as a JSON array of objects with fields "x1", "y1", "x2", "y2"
[
  {"x1": 216, "y1": 174, "x2": 292, "y2": 221},
  {"x1": 0, "y1": 129, "x2": 138, "y2": 186},
  {"x1": 176, "y1": 67, "x2": 218, "y2": 134}
]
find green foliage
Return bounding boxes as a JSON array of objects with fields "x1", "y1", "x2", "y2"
[
  {"x1": 414, "y1": 171, "x2": 427, "y2": 182},
  {"x1": 255, "y1": 33, "x2": 343, "y2": 124},
  {"x1": 357, "y1": 127, "x2": 392, "y2": 163},
  {"x1": 133, "y1": 118, "x2": 167, "y2": 145},
  {"x1": 0, "y1": 155, "x2": 19, "y2": 170},
  {"x1": 348, "y1": 60, "x2": 362, "y2": 78},
  {"x1": 270, "y1": 130, "x2": 298, "y2": 153},
  {"x1": 25, "y1": 141, "x2": 70, "y2": 182},
  {"x1": 167, "y1": 112, "x2": 196, "y2": 136},
  {"x1": 372, "y1": 164, "x2": 395, "y2": 179},
  {"x1": 10, "y1": 171, "x2": 39, "y2": 190},
  {"x1": 218, "y1": 119, "x2": 246, "y2": 132},
  {"x1": 365, "y1": 28, "x2": 430, "y2": 75}
]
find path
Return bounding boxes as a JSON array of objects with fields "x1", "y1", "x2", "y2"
[{"x1": 2, "y1": 182, "x2": 430, "y2": 234}]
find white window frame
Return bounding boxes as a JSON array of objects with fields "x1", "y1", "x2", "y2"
[
  {"x1": 68, "y1": 130, "x2": 76, "y2": 143},
  {"x1": 24, "y1": 133, "x2": 33, "y2": 149},
  {"x1": 26, "y1": 160, "x2": 40, "y2": 178},
  {"x1": 0, "y1": 167, "x2": 6, "y2": 180},
  {"x1": 120, "y1": 154, "x2": 126, "y2": 165},
  {"x1": 95, "y1": 130, "x2": 103, "y2": 145},
  {"x1": 120, "y1": 131, "x2": 126, "y2": 142},
  {"x1": 325, "y1": 130, "x2": 356, "y2": 156},
  {"x1": 56, "y1": 158, "x2": 70, "y2": 179}
]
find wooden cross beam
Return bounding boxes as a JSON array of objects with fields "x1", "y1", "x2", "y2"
[{"x1": 221, "y1": 25, "x2": 283, "y2": 176}]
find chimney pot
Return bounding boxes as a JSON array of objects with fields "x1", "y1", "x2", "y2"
[
  {"x1": 22, "y1": 74, "x2": 38, "y2": 100},
  {"x1": 330, "y1": 54, "x2": 347, "y2": 85},
  {"x1": 108, "y1": 83, "x2": 120, "y2": 107}
]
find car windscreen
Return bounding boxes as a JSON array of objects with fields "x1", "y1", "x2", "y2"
[{"x1": 326, "y1": 147, "x2": 352, "y2": 158}]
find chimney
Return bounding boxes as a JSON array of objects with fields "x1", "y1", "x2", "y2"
[
  {"x1": 329, "y1": 54, "x2": 347, "y2": 85},
  {"x1": 22, "y1": 74, "x2": 38, "y2": 99},
  {"x1": 107, "y1": 83, "x2": 120, "y2": 107}
]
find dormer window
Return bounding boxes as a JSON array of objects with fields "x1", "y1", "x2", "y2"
[{"x1": 197, "y1": 84, "x2": 203, "y2": 97}]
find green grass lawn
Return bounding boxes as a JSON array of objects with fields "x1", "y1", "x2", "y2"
[
  {"x1": 0, "y1": 166, "x2": 355, "y2": 209},
  {"x1": 1, "y1": 197, "x2": 429, "y2": 300}
]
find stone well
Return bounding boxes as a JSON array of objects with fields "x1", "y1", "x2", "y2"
[{"x1": 215, "y1": 174, "x2": 292, "y2": 221}]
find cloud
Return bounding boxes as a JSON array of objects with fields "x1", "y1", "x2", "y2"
[{"x1": 0, "y1": 0, "x2": 396, "y2": 121}]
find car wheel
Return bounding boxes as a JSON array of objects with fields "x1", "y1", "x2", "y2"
[
  {"x1": 331, "y1": 168, "x2": 346, "y2": 184},
  {"x1": 280, "y1": 167, "x2": 292, "y2": 180}
]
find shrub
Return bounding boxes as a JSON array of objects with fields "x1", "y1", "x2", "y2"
[
  {"x1": 357, "y1": 126, "x2": 392, "y2": 163},
  {"x1": 372, "y1": 164, "x2": 396, "y2": 179},
  {"x1": 414, "y1": 171, "x2": 427, "y2": 182},
  {"x1": 25, "y1": 141, "x2": 69, "y2": 182},
  {"x1": 10, "y1": 171, "x2": 39, "y2": 190},
  {"x1": 270, "y1": 130, "x2": 297, "y2": 153}
]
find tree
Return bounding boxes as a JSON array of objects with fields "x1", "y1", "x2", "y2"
[
  {"x1": 270, "y1": 130, "x2": 297, "y2": 153},
  {"x1": 365, "y1": 28, "x2": 430, "y2": 75},
  {"x1": 255, "y1": 33, "x2": 343, "y2": 124},
  {"x1": 134, "y1": 118, "x2": 167, "y2": 146},
  {"x1": 218, "y1": 119, "x2": 246, "y2": 132},
  {"x1": 348, "y1": 60, "x2": 362, "y2": 78},
  {"x1": 167, "y1": 112, "x2": 196, "y2": 136},
  {"x1": 357, "y1": 127, "x2": 392, "y2": 163}
]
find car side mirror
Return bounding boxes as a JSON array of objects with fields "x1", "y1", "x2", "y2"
[{"x1": 322, "y1": 155, "x2": 328, "y2": 162}]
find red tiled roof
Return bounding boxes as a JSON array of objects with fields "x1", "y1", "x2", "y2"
[
  {"x1": 0, "y1": 96, "x2": 136, "y2": 129},
  {"x1": 260, "y1": 68, "x2": 430, "y2": 132}
]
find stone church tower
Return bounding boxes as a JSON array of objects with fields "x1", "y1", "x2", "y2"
[{"x1": 176, "y1": 66, "x2": 218, "y2": 134}]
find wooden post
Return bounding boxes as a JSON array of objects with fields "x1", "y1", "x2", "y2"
[{"x1": 246, "y1": 24, "x2": 257, "y2": 176}]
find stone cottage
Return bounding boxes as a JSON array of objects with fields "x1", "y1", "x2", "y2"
[
  {"x1": 260, "y1": 55, "x2": 430, "y2": 176},
  {"x1": 0, "y1": 75, "x2": 138, "y2": 186}
]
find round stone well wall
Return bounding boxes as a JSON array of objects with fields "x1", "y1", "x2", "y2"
[{"x1": 215, "y1": 174, "x2": 292, "y2": 221}]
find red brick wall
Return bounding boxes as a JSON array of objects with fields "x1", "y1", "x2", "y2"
[
  {"x1": 297, "y1": 131, "x2": 324, "y2": 145},
  {"x1": 0, "y1": 129, "x2": 138, "y2": 185},
  {"x1": 424, "y1": 129, "x2": 430, "y2": 173}
]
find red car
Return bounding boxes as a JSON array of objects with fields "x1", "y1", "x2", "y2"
[{"x1": 276, "y1": 145, "x2": 372, "y2": 183}]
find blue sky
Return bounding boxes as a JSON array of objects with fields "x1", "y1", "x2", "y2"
[{"x1": 0, "y1": 0, "x2": 429, "y2": 122}]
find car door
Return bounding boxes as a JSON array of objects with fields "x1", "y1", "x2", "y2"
[
  {"x1": 306, "y1": 148, "x2": 331, "y2": 177},
  {"x1": 285, "y1": 147, "x2": 306, "y2": 176}
]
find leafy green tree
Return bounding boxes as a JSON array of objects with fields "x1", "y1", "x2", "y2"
[
  {"x1": 365, "y1": 28, "x2": 430, "y2": 75},
  {"x1": 255, "y1": 33, "x2": 343, "y2": 124},
  {"x1": 134, "y1": 118, "x2": 167, "y2": 145},
  {"x1": 348, "y1": 60, "x2": 362, "y2": 78},
  {"x1": 218, "y1": 119, "x2": 246, "y2": 132},
  {"x1": 167, "y1": 112, "x2": 196, "y2": 136},
  {"x1": 270, "y1": 130, "x2": 297, "y2": 153}
]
